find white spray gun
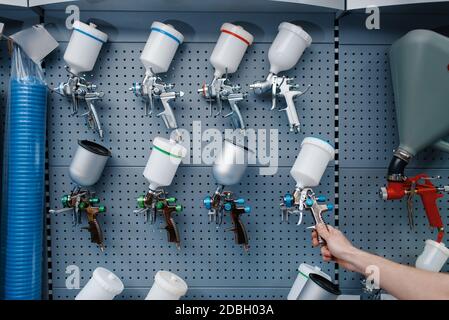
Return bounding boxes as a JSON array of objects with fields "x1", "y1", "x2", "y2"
[
  {"x1": 281, "y1": 137, "x2": 335, "y2": 244},
  {"x1": 54, "y1": 21, "x2": 108, "y2": 138},
  {"x1": 198, "y1": 23, "x2": 254, "y2": 131},
  {"x1": 250, "y1": 22, "x2": 312, "y2": 133},
  {"x1": 130, "y1": 22, "x2": 184, "y2": 140}
]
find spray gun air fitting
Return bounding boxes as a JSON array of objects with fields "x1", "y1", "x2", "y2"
[
  {"x1": 54, "y1": 21, "x2": 108, "y2": 138},
  {"x1": 130, "y1": 22, "x2": 184, "y2": 141},
  {"x1": 49, "y1": 140, "x2": 111, "y2": 251},
  {"x1": 134, "y1": 137, "x2": 187, "y2": 249},
  {"x1": 198, "y1": 23, "x2": 253, "y2": 132},
  {"x1": 203, "y1": 139, "x2": 252, "y2": 251},
  {"x1": 250, "y1": 22, "x2": 312, "y2": 133},
  {"x1": 281, "y1": 137, "x2": 335, "y2": 244}
]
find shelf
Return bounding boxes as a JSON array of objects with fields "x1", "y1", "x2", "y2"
[{"x1": 346, "y1": 0, "x2": 449, "y2": 10}]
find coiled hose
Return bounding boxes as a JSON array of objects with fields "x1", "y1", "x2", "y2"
[{"x1": 3, "y1": 74, "x2": 47, "y2": 299}]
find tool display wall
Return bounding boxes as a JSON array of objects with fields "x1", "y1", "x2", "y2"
[
  {"x1": 44, "y1": 11, "x2": 335, "y2": 299},
  {"x1": 1, "y1": 6, "x2": 449, "y2": 300}
]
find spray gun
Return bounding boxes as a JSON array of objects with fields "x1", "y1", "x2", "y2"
[
  {"x1": 250, "y1": 22, "x2": 312, "y2": 133},
  {"x1": 198, "y1": 23, "x2": 253, "y2": 131},
  {"x1": 134, "y1": 137, "x2": 187, "y2": 249},
  {"x1": 379, "y1": 30, "x2": 449, "y2": 243},
  {"x1": 130, "y1": 22, "x2": 184, "y2": 140},
  {"x1": 53, "y1": 21, "x2": 108, "y2": 138},
  {"x1": 280, "y1": 137, "x2": 335, "y2": 243},
  {"x1": 203, "y1": 139, "x2": 252, "y2": 251},
  {"x1": 49, "y1": 140, "x2": 111, "y2": 251}
]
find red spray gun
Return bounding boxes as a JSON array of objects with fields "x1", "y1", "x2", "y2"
[{"x1": 380, "y1": 151, "x2": 448, "y2": 243}]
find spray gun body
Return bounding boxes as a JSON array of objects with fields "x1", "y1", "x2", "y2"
[
  {"x1": 131, "y1": 22, "x2": 184, "y2": 137},
  {"x1": 250, "y1": 22, "x2": 312, "y2": 133},
  {"x1": 204, "y1": 188, "x2": 250, "y2": 250},
  {"x1": 250, "y1": 72, "x2": 310, "y2": 132},
  {"x1": 50, "y1": 187, "x2": 106, "y2": 251},
  {"x1": 49, "y1": 140, "x2": 111, "y2": 251},
  {"x1": 56, "y1": 68, "x2": 105, "y2": 137},
  {"x1": 380, "y1": 150, "x2": 447, "y2": 242},
  {"x1": 281, "y1": 187, "x2": 333, "y2": 244},
  {"x1": 199, "y1": 23, "x2": 253, "y2": 131},
  {"x1": 135, "y1": 137, "x2": 187, "y2": 248},
  {"x1": 131, "y1": 72, "x2": 183, "y2": 131},
  {"x1": 135, "y1": 189, "x2": 183, "y2": 247},
  {"x1": 202, "y1": 139, "x2": 252, "y2": 250},
  {"x1": 199, "y1": 77, "x2": 246, "y2": 130}
]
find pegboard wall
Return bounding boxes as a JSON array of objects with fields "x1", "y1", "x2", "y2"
[
  {"x1": 44, "y1": 11, "x2": 336, "y2": 300},
  {"x1": 1, "y1": 5, "x2": 449, "y2": 300}
]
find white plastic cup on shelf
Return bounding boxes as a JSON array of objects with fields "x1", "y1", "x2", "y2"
[
  {"x1": 416, "y1": 239, "x2": 449, "y2": 272},
  {"x1": 287, "y1": 263, "x2": 332, "y2": 300},
  {"x1": 75, "y1": 267, "x2": 124, "y2": 300},
  {"x1": 145, "y1": 270, "x2": 188, "y2": 300}
]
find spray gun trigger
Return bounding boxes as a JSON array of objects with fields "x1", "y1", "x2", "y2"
[{"x1": 296, "y1": 210, "x2": 304, "y2": 226}]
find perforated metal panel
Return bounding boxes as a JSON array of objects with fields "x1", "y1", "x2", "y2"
[
  {"x1": 41, "y1": 7, "x2": 449, "y2": 300},
  {"x1": 45, "y1": 42, "x2": 334, "y2": 167},
  {"x1": 45, "y1": 11, "x2": 336, "y2": 300},
  {"x1": 339, "y1": 12, "x2": 449, "y2": 294}
]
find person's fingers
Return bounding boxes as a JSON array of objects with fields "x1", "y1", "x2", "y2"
[
  {"x1": 311, "y1": 230, "x2": 319, "y2": 247},
  {"x1": 321, "y1": 247, "x2": 331, "y2": 257},
  {"x1": 321, "y1": 246, "x2": 332, "y2": 259},
  {"x1": 316, "y1": 223, "x2": 331, "y2": 240}
]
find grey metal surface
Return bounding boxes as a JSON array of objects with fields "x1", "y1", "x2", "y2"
[
  {"x1": 46, "y1": 43, "x2": 334, "y2": 168},
  {"x1": 339, "y1": 12, "x2": 449, "y2": 292},
  {"x1": 44, "y1": 10, "x2": 336, "y2": 300},
  {"x1": 39, "y1": 7, "x2": 449, "y2": 299},
  {"x1": 49, "y1": 166, "x2": 335, "y2": 298}
]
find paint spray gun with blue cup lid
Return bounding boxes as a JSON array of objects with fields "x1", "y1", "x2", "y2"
[
  {"x1": 130, "y1": 22, "x2": 185, "y2": 141},
  {"x1": 203, "y1": 139, "x2": 253, "y2": 251},
  {"x1": 281, "y1": 137, "x2": 335, "y2": 244},
  {"x1": 198, "y1": 23, "x2": 254, "y2": 132},
  {"x1": 54, "y1": 21, "x2": 108, "y2": 138}
]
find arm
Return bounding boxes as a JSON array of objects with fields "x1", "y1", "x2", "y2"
[{"x1": 313, "y1": 223, "x2": 449, "y2": 300}]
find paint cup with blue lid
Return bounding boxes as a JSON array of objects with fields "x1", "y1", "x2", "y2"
[
  {"x1": 64, "y1": 20, "x2": 108, "y2": 75},
  {"x1": 140, "y1": 21, "x2": 184, "y2": 76}
]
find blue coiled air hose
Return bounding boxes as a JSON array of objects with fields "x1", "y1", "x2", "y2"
[{"x1": 3, "y1": 77, "x2": 47, "y2": 299}]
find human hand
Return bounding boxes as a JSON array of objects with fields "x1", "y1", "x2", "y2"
[{"x1": 311, "y1": 224, "x2": 361, "y2": 272}]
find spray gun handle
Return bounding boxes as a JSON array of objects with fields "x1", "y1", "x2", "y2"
[
  {"x1": 281, "y1": 91, "x2": 301, "y2": 133},
  {"x1": 160, "y1": 202, "x2": 182, "y2": 248},
  {"x1": 224, "y1": 94, "x2": 246, "y2": 131},
  {"x1": 159, "y1": 92, "x2": 181, "y2": 130},
  {"x1": 84, "y1": 97, "x2": 104, "y2": 138},
  {"x1": 84, "y1": 205, "x2": 106, "y2": 251},
  {"x1": 306, "y1": 196, "x2": 333, "y2": 245},
  {"x1": 382, "y1": 175, "x2": 445, "y2": 242},
  {"x1": 229, "y1": 204, "x2": 250, "y2": 251},
  {"x1": 415, "y1": 177, "x2": 445, "y2": 241}
]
